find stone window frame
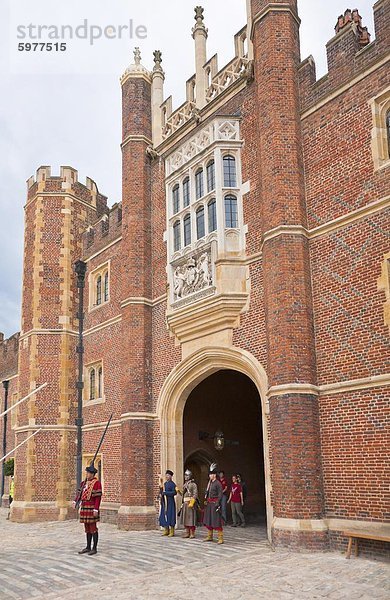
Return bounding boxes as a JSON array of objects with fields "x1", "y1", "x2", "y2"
[
  {"x1": 370, "y1": 86, "x2": 390, "y2": 171},
  {"x1": 82, "y1": 453, "x2": 103, "y2": 485},
  {"x1": 84, "y1": 360, "x2": 105, "y2": 406},
  {"x1": 377, "y1": 252, "x2": 390, "y2": 334},
  {"x1": 167, "y1": 147, "x2": 243, "y2": 264},
  {"x1": 88, "y1": 260, "x2": 110, "y2": 312}
]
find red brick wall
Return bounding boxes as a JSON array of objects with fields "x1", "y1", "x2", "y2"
[
  {"x1": 301, "y1": 66, "x2": 389, "y2": 229},
  {"x1": 299, "y1": 1, "x2": 390, "y2": 556}
]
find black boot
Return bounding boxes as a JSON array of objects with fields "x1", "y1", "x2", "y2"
[
  {"x1": 78, "y1": 533, "x2": 92, "y2": 554},
  {"x1": 88, "y1": 532, "x2": 98, "y2": 555}
]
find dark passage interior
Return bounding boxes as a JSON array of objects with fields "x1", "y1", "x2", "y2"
[{"x1": 183, "y1": 369, "x2": 266, "y2": 523}]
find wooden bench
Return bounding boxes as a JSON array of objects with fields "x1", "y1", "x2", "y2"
[{"x1": 342, "y1": 530, "x2": 390, "y2": 558}]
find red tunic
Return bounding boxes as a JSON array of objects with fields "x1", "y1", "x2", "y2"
[{"x1": 77, "y1": 478, "x2": 102, "y2": 524}]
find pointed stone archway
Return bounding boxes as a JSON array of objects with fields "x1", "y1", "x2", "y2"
[{"x1": 157, "y1": 345, "x2": 272, "y2": 540}]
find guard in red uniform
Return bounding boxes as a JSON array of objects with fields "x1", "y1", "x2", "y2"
[{"x1": 75, "y1": 464, "x2": 102, "y2": 556}]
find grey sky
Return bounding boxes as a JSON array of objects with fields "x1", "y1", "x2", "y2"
[{"x1": 0, "y1": 0, "x2": 375, "y2": 338}]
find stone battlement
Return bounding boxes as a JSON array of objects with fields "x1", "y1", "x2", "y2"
[
  {"x1": 82, "y1": 202, "x2": 122, "y2": 258},
  {"x1": 298, "y1": 2, "x2": 389, "y2": 112},
  {"x1": 0, "y1": 332, "x2": 19, "y2": 380},
  {"x1": 26, "y1": 165, "x2": 108, "y2": 215},
  {"x1": 160, "y1": 22, "x2": 251, "y2": 142}
]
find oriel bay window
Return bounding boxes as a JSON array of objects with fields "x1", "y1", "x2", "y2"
[{"x1": 167, "y1": 143, "x2": 244, "y2": 265}]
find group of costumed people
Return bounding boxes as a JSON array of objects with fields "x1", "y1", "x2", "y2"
[
  {"x1": 159, "y1": 463, "x2": 225, "y2": 544},
  {"x1": 74, "y1": 461, "x2": 228, "y2": 555}
]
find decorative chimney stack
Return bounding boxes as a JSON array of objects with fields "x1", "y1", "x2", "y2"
[
  {"x1": 192, "y1": 6, "x2": 208, "y2": 109},
  {"x1": 151, "y1": 50, "x2": 165, "y2": 147},
  {"x1": 334, "y1": 8, "x2": 371, "y2": 47}
]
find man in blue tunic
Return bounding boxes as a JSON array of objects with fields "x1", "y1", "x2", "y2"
[{"x1": 159, "y1": 469, "x2": 177, "y2": 537}]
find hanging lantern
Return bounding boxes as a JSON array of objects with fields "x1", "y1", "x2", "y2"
[{"x1": 214, "y1": 431, "x2": 224, "y2": 451}]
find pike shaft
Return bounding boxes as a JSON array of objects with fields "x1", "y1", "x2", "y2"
[
  {"x1": 0, "y1": 429, "x2": 42, "y2": 463},
  {"x1": 0, "y1": 383, "x2": 48, "y2": 419}
]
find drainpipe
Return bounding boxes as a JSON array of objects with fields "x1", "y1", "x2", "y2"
[
  {"x1": 1, "y1": 379, "x2": 9, "y2": 506},
  {"x1": 74, "y1": 260, "x2": 87, "y2": 489}
]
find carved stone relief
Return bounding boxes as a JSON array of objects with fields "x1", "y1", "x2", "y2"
[{"x1": 172, "y1": 247, "x2": 213, "y2": 302}]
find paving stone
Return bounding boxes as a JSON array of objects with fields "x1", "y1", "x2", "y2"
[{"x1": 0, "y1": 508, "x2": 388, "y2": 600}]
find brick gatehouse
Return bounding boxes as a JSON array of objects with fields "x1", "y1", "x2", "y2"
[{"x1": 1, "y1": 1, "x2": 389, "y2": 556}]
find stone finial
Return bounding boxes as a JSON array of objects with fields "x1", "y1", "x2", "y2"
[
  {"x1": 193, "y1": 6, "x2": 207, "y2": 34},
  {"x1": 153, "y1": 50, "x2": 163, "y2": 72},
  {"x1": 334, "y1": 8, "x2": 370, "y2": 47},
  {"x1": 134, "y1": 47, "x2": 141, "y2": 65},
  {"x1": 194, "y1": 6, "x2": 204, "y2": 23},
  {"x1": 121, "y1": 46, "x2": 151, "y2": 83}
]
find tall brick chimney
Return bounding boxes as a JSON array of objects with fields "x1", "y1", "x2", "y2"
[
  {"x1": 118, "y1": 48, "x2": 155, "y2": 530},
  {"x1": 250, "y1": 0, "x2": 326, "y2": 549}
]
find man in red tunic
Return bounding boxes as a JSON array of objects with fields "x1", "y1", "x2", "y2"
[{"x1": 74, "y1": 464, "x2": 102, "y2": 556}]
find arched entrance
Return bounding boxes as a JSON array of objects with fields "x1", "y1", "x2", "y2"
[
  {"x1": 157, "y1": 346, "x2": 272, "y2": 539},
  {"x1": 184, "y1": 370, "x2": 266, "y2": 523}
]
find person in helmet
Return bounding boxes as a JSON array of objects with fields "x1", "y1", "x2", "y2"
[
  {"x1": 203, "y1": 463, "x2": 224, "y2": 544},
  {"x1": 180, "y1": 469, "x2": 198, "y2": 539}
]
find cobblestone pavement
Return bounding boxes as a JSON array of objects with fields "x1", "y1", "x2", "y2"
[{"x1": 0, "y1": 509, "x2": 389, "y2": 600}]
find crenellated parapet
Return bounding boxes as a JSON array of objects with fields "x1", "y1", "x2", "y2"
[
  {"x1": 26, "y1": 165, "x2": 108, "y2": 215},
  {"x1": 0, "y1": 332, "x2": 20, "y2": 380},
  {"x1": 138, "y1": 7, "x2": 254, "y2": 147},
  {"x1": 82, "y1": 202, "x2": 122, "y2": 258},
  {"x1": 299, "y1": 2, "x2": 389, "y2": 114},
  {"x1": 160, "y1": 18, "x2": 251, "y2": 142}
]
